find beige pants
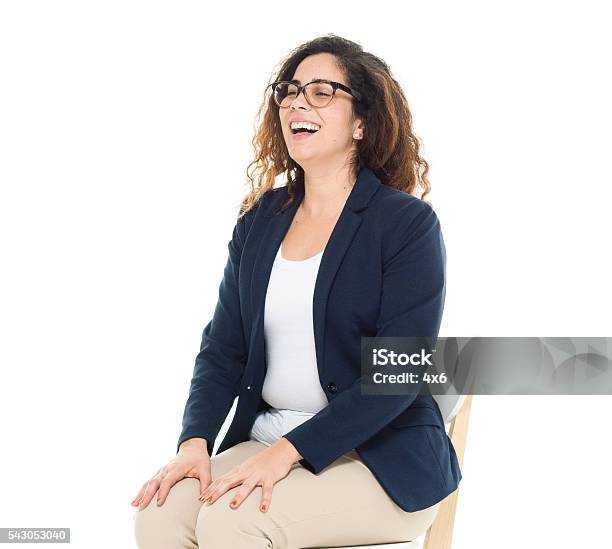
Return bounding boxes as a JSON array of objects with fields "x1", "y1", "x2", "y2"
[{"x1": 133, "y1": 440, "x2": 440, "y2": 548}]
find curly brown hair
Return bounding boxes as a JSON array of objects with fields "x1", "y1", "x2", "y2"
[{"x1": 238, "y1": 34, "x2": 432, "y2": 219}]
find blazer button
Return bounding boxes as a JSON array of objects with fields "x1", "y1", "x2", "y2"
[{"x1": 327, "y1": 382, "x2": 337, "y2": 394}]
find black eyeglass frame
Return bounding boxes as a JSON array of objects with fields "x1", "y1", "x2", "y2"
[{"x1": 270, "y1": 78, "x2": 363, "y2": 108}]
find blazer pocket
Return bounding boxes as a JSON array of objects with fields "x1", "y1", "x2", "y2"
[{"x1": 388, "y1": 405, "x2": 442, "y2": 429}]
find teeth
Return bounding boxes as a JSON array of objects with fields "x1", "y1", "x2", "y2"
[{"x1": 290, "y1": 121, "x2": 320, "y2": 131}]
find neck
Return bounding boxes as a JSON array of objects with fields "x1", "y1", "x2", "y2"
[{"x1": 300, "y1": 162, "x2": 357, "y2": 218}]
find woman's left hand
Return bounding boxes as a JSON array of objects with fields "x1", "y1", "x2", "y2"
[{"x1": 197, "y1": 438, "x2": 301, "y2": 513}]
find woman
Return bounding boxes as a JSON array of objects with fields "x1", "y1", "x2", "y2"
[{"x1": 132, "y1": 34, "x2": 462, "y2": 548}]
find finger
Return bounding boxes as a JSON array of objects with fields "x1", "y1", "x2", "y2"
[
  {"x1": 133, "y1": 480, "x2": 153, "y2": 507},
  {"x1": 203, "y1": 474, "x2": 243, "y2": 505},
  {"x1": 259, "y1": 479, "x2": 273, "y2": 513},
  {"x1": 229, "y1": 477, "x2": 259, "y2": 509},
  {"x1": 199, "y1": 478, "x2": 221, "y2": 503},
  {"x1": 131, "y1": 483, "x2": 148, "y2": 506},
  {"x1": 198, "y1": 469, "x2": 238, "y2": 502},
  {"x1": 156, "y1": 470, "x2": 181, "y2": 506},
  {"x1": 138, "y1": 477, "x2": 161, "y2": 510},
  {"x1": 198, "y1": 464, "x2": 212, "y2": 499},
  {"x1": 132, "y1": 467, "x2": 164, "y2": 506}
]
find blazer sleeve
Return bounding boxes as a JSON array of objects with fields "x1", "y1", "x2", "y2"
[
  {"x1": 176, "y1": 204, "x2": 256, "y2": 456},
  {"x1": 282, "y1": 199, "x2": 446, "y2": 473}
]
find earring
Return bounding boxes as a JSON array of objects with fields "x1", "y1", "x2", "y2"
[{"x1": 353, "y1": 132, "x2": 362, "y2": 140}]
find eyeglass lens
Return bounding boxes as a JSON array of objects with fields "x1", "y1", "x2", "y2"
[{"x1": 274, "y1": 82, "x2": 334, "y2": 108}]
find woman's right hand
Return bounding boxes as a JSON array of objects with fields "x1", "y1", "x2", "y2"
[{"x1": 131, "y1": 440, "x2": 212, "y2": 510}]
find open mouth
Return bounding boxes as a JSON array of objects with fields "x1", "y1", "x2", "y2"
[
  {"x1": 289, "y1": 121, "x2": 321, "y2": 136},
  {"x1": 291, "y1": 127, "x2": 319, "y2": 135}
]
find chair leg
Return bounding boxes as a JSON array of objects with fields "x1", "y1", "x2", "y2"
[{"x1": 423, "y1": 394, "x2": 473, "y2": 549}]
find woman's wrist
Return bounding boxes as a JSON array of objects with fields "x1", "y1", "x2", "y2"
[
  {"x1": 278, "y1": 437, "x2": 303, "y2": 464},
  {"x1": 179, "y1": 437, "x2": 208, "y2": 453}
]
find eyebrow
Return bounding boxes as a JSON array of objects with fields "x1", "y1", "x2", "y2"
[{"x1": 290, "y1": 78, "x2": 328, "y2": 84}]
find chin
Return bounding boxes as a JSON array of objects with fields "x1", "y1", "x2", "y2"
[{"x1": 289, "y1": 151, "x2": 319, "y2": 167}]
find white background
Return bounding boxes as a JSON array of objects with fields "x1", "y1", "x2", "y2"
[{"x1": 1, "y1": 1, "x2": 610, "y2": 548}]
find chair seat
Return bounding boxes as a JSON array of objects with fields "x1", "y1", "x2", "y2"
[{"x1": 315, "y1": 542, "x2": 419, "y2": 549}]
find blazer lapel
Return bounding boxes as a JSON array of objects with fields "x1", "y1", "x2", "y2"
[{"x1": 249, "y1": 165, "x2": 382, "y2": 390}]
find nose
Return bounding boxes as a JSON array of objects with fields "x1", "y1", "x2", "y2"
[{"x1": 289, "y1": 88, "x2": 310, "y2": 110}]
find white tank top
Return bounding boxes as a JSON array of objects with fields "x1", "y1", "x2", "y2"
[{"x1": 248, "y1": 245, "x2": 329, "y2": 446}]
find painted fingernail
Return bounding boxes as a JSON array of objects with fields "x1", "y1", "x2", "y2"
[
  {"x1": 230, "y1": 500, "x2": 237, "y2": 507},
  {"x1": 261, "y1": 504, "x2": 267, "y2": 512}
]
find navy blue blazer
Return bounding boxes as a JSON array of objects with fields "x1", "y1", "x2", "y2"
[{"x1": 177, "y1": 165, "x2": 462, "y2": 512}]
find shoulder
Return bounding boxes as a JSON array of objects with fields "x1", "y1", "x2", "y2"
[
  {"x1": 367, "y1": 185, "x2": 445, "y2": 267},
  {"x1": 235, "y1": 186, "x2": 285, "y2": 237},
  {"x1": 372, "y1": 185, "x2": 442, "y2": 240}
]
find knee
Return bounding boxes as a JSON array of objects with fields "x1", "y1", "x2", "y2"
[
  {"x1": 133, "y1": 503, "x2": 178, "y2": 549},
  {"x1": 196, "y1": 497, "x2": 282, "y2": 548},
  {"x1": 133, "y1": 504, "x2": 170, "y2": 549},
  {"x1": 133, "y1": 477, "x2": 201, "y2": 548}
]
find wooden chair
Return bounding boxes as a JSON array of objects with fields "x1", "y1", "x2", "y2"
[{"x1": 316, "y1": 393, "x2": 473, "y2": 549}]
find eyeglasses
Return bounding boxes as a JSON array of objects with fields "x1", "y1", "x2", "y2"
[{"x1": 270, "y1": 79, "x2": 362, "y2": 108}]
